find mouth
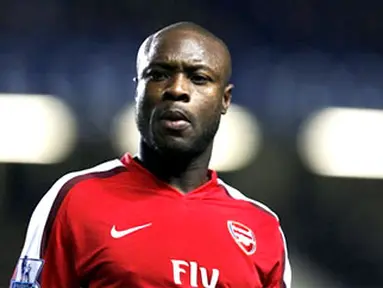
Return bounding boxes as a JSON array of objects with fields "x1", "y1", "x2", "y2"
[
  {"x1": 160, "y1": 109, "x2": 190, "y2": 122},
  {"x1": 159, "y1": 109, "x2": 191, "y2": 131}
]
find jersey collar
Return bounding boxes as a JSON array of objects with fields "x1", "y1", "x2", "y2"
[{"x1": 120, "y1": 153, "x2": 219, "y2": 196}]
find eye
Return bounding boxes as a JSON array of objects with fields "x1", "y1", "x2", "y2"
[
  {"x1": 147, "y1": 70, "x2": 169, "y2": 82},
  {"x1": 190, "y1": 74, "x2": 211, "y2": 85}
]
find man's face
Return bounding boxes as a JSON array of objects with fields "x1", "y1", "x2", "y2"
[{"x1": 135, "y1": 30, "x2": 232, "y2": 156}]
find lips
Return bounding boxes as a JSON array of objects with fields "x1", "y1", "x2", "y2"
[
  {"x1": 158, "y1": 109, "x2": 191, "y2": 131},
  {"x1": 159, "y1": 109, "x2": 190, "y2": 122}
]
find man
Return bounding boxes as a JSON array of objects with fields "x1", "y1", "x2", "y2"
[{"x1": 10, "y1": 22, "x2": 292, "y2": 288}]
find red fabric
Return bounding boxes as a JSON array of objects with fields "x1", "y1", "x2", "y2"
[{"x1": 35, "y1": 154, "x2": 287, "y2": 287}]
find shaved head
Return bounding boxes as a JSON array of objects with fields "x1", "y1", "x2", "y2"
[{"x1": 137, "y1": 22, "x2": 232, "y2": 84}]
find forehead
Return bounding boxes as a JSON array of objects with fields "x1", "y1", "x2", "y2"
[{"x1": 140, "y1": 31, "x2": 226, "y2": 73}]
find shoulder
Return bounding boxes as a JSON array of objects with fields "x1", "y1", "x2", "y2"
[
  {"x1": 35, "y1": 158, "x2": 126, "y2": 222},
  {"x1": 218, "y1": 180, "x2": 292, "y2": 286},
  {"x1": 52, "y1": 159, "x2": 125, "y2": 193},
  {"x1": 43, "y1": 159, "x2": 125, "y2": 205},
  {"x1": 217, "y1": 178, "x2": 280, "y2": 224},
  {"x1": 35, "y1": 159, "x2": 125, "y2": 214},
  {"x1": 20, "y1": 159, "x2": 125, "y2": 258}
]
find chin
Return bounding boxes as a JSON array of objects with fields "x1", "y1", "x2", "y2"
[
  {"x1": 154, "y1": 137, "x2": 193, "y2": 155},
  {"x1": 150, "y1": 126, "x2": 213, "y2": 157}
]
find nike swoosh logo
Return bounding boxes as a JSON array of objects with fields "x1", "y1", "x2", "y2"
[{"x1": 110, "y1": 223, "x2": 152, "y2": 239}]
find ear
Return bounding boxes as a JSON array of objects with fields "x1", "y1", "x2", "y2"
[
  {"x1": 133, "y1": 77, "x2": 138, "y2": 101},
  {"x1": 221, "y1": 83, "x2": 233, "y2": 115}
]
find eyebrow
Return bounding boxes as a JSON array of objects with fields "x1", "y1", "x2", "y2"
[{"x1": 147, "y1": 61, "x2": 216, "y2": 75}]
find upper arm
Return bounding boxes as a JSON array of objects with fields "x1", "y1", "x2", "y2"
[
  {"x1": 10, "y1": 178, "x2": 80, "y2": 288},
  {"x1": 39, "y1": 205, "x2": 80, "y2": 288},
  {"x1": 266, "y1": 225, "x2": 292, "y2": 288}
]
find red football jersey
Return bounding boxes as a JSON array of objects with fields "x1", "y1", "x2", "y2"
[{"x1": 11, "y1": 154, "x2": 291, "y2": 288}]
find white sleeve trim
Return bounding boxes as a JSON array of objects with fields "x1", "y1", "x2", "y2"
[
  {"x1": 19, "y1": 159, "x2": 124, "y2": 259},
  {"x1": 218, "y1": 178, "x2": 279, "y2": 221},
  {"x1": 280, "y1": 227, "x2": 292, "y2": 288}
]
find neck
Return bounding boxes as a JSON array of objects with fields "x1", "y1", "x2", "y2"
[{"x1": 136, "y1": 141, "x2": 213, "y2": 194}]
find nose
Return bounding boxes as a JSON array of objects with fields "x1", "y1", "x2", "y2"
[{"x1": 162, "y1": 73, "x2": 190, "y2": 102}]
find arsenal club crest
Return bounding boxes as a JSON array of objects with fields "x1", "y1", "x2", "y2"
[{"x1": 227, "y1": 220, "x2": 256, "y2": 255}]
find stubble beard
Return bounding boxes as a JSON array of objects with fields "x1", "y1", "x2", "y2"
[{"x1": 138, "y1": 112, "x2": 221, "y2": 160}]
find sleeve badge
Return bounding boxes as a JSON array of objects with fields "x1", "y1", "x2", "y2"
[{"x1": 10, "y1": 256, "x2": 44, "y2": 288}]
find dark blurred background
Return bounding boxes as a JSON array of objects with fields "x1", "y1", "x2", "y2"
[{"x1": 1, "y1": 1, "x2": 383, "y2": 287}]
